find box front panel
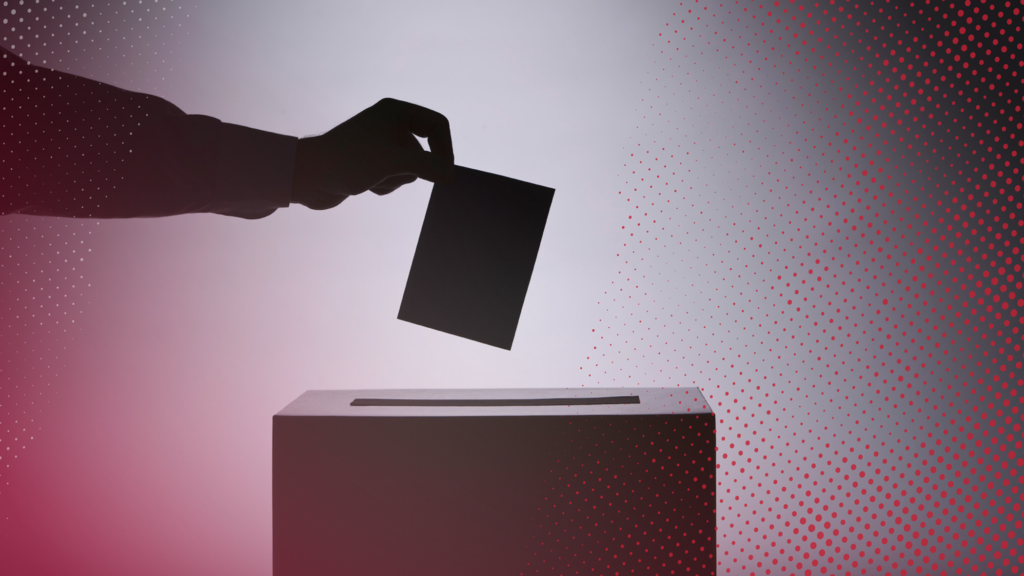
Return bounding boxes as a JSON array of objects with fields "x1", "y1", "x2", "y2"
[{"x1": 273, "y1": 414, "x2": 715, "y2": 575}]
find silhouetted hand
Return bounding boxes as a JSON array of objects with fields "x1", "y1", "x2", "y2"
[{"x1": 290, "y1": 98, "x2": 455, "y2": 210}]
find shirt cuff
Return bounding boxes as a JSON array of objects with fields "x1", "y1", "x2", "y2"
[{"x1": 208, "y1": 123, "x2": 298, "y2": 219}]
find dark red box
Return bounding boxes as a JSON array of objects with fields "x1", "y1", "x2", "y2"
[{"x1": 273, "y1": 388, "x2": 716, "y2": 575}]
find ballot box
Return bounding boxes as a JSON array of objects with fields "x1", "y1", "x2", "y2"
[{"x1": 273, "y1": 388, "x2": 716, "y2": 576}]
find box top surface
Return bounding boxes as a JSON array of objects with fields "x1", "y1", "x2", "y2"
[{"x1": 275, "y1": 388, "x2": 711, "y2": 417}]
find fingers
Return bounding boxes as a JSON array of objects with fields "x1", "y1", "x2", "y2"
[
  {"x1": 380, "y1": 98, "x2": 455, "y2": 164},
  {"x1": 371, "y1": 130, "x2": 448, "y2": 193},
  {"x1": 370, "y1": 174, "x2": 418, "y2": 195},
  {"x1": 386, "y1": 147, "x2": 457, "y2": 184},
  {"x1": 301, "y1": 193, "x2": 348, "y2": 211}
]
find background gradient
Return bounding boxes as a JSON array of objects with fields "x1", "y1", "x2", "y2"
[{"x1": 1, "y1": 0, "x2": 1022, "y2": 575}]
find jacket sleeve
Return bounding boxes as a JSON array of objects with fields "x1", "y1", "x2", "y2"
[{"x1": 1, "y1": 45, "x2": 297, "y2": 219}]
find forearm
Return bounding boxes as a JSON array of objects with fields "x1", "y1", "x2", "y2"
[
  {"x1": 2, "y1": 45, "x2": 296, "y2": 219},
  {"x1": 123, "y1": 115, "x2": 298, "y2": 219}
]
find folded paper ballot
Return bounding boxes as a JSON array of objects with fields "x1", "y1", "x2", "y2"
[{"x1": 398, "y1": 166, "x2": 554, "y2": 349}]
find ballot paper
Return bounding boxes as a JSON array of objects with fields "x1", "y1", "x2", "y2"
[{"x1": 398, "y1": 166, "x2": 554, "y2": 349}]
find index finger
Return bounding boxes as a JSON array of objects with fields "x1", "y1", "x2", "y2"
[{"x1": 392, "y1": 100, "x2": 454, "y2": 163}]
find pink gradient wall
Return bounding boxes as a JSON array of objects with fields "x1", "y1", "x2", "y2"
[{"x1": 3, "y1": 0, "x2": 1022, "y2": 575}]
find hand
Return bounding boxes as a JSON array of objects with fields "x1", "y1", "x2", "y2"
[{"x1": 290, "y1": 98, "x2": 455, "y2": 210}]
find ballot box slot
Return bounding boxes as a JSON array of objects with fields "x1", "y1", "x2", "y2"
[{"x1": 349, "y1": 396, "x2": 641, "y2": 407}]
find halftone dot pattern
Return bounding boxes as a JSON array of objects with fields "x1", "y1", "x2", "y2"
[
  {"x1": 1, "y1": 0, "x2": 183, "y2": 496},
  {"x1": 2, "y1": 1, "x2": 1022, "y2": 573},
  {"x1": 587, "y1": 1, "x2": 1022, "y2": 574},
  {"x1": 525, "y1": 413, "x2": 716, "y2": 576},
  {"x1": 3, "y1": 0, "x2": 186, "y2": 91},
  {"x1": 0, "y1": 216, "x2": 91, "y2": 492}
]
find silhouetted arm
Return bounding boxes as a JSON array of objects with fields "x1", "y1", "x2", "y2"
[
  {"x1": 2, "y1": 46, "x2": 455, "y2": 219},
  {"x1": 1, "y1": 45, "x2": 296, "y2": 219}
]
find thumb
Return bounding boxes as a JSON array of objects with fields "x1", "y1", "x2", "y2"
[{"x1": 389, "y1": 147, "x2": 456, "y2": 184}]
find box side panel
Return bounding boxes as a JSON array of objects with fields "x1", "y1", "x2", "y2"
[{"x1": 521, "y1": 413, "x2": 716, "y2": 575}]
